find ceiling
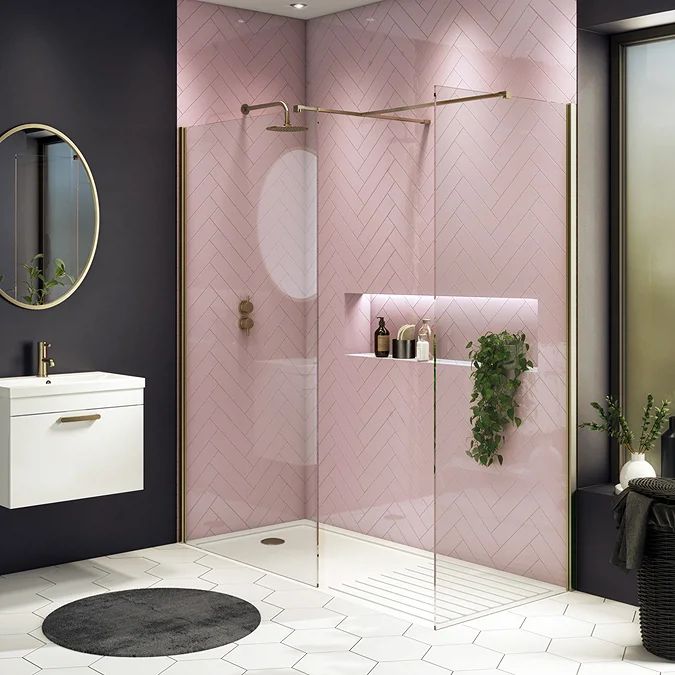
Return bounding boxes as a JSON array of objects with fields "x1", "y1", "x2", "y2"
[{"x1": 202, "y1": 0, "x2": 382, "y2": 20}]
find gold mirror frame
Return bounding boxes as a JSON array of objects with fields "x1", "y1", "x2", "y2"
[{"x1": 0, "y1": 123, "x2": 100, "y2": 311}]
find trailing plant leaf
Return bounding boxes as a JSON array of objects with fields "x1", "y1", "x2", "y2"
[
  {"x1": 22, "y1": 254, "x2": 76, "y2": 306},
  {"x1": 466, "y1": 331, "x2": 533, "y2": 467},
  {"x1": 581, "y1": 394, "x2": 670, "y2": 455}
]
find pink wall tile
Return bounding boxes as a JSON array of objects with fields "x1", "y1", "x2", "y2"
[
  {"x1": 309, "y1": 0, "x2": 574, "y2": 585},
  {"x1": 178, "y1": 0, "x2": 306, "y2": 126},
  {"x1": 179, "y1": 0, "x2": 575, "y2": 586}
]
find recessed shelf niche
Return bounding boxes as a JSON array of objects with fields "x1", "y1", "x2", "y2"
[{"x1": 344, "y1": 293, "x2": 539, "y2": 367}]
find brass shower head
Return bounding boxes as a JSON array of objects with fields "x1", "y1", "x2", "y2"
[{"x1": 241, "y1": 101, "x2": 308, "y2": 133}]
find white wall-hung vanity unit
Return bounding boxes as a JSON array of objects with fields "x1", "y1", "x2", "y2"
[{"x1": 0, "y1": 372, "x2": 144, "y2": 508}]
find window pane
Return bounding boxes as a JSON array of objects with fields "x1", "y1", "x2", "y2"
[{"x1": 625, "y1": 37, "x2": 675, "y2": 471}]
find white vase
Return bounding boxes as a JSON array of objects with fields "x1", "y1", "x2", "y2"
[{"x1": 619, "y1": 452, "x2": 656, "y2": 490}]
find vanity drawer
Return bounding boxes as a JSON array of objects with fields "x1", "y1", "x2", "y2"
[{"x1": 2, "y1": 405, "x2": 143, "y2": 509}]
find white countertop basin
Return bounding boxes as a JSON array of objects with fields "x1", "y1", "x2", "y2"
[{"x1": 0, "y1": 372, "x2": 145, "y2": 399}]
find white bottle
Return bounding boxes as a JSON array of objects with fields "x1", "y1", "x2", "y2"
[{"x1": 416, "y1": 319, "x2": 432, "y2": 362}]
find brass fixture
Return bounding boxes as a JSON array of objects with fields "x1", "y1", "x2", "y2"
[
  {"x1": 241, "y1": 101, "x2": 308, "y2": 132},
  {"x1": 294, "y1": 90, "x2": 510, "y2": 126},
  {"x1": 37, "y1": 341, "x2": 55, "y2": 378},
  {"x1": 0, "y1": 123, "x2": 100, "y2": 312},
  {"x1": 239, "y1": 296, "x2": 254, "y2": 334},
  {"x1": 58, "y1": 413, "x2": 101, "y2": 424}
]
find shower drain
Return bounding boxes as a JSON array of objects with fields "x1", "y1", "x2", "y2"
[{"x1": 260, "y1": 537, "x2": 285, "y2": 546}]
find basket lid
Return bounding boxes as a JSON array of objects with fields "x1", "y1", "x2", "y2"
[{"x1": 628, "y1": 477, "x2": 675, "y2": 501}]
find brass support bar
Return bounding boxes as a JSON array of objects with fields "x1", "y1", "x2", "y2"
[
  {"x1": 294, "y1": 91, "x2": 508, "y2": 126},
  {"x1": 366, "y1": 90, "x2": 509, "y2": 116},
  {"x1": 294, "y1": 104, "x2": 430, "y2": 125},
  {"x1": 177, "y1": 127, "x2": 187, "y2": 543}
]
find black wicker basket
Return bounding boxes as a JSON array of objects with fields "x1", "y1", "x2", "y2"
[{"x1": 631, "y1": 478, "x2": 675, "y2": 661}]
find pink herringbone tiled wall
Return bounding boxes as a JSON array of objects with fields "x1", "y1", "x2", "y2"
[
  {"x1": 308, "y1": 1, "x2": 574, "y2": 585},
  {"x1": 179, "y1": 0, "x2": 575, "y2": 585},
  {"x1": 179, "y1": 1, "x2": 315, "y2": 539}
]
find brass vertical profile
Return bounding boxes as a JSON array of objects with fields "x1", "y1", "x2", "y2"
[
  {"x1": 177, "y1": 127, "x2": 187, "y2": 543},
  {"x1": 566, "y1": 103, "x2": 578, "y2": 591}
]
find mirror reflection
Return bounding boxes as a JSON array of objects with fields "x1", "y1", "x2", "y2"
[{"x1": 0, "y1": 125, "x2": 98, "y2": 309}]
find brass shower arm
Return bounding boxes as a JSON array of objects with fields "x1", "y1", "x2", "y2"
[
  {"x1": 293, "y1": 91, "x2": 509, "y2": 126},
  {"x1": 241, "y1": 101, "x2": 292, "y2": 126}
]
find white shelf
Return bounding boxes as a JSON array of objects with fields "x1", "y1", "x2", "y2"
[
  {"x1": 346, "y1": 353, "x2": 471, "y2": 368},
  {"x1": 347, "y1": 353, "x2": 538, "y2": 372}
]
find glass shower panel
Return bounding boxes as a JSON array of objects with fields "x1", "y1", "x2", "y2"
[
  {"x1": 433, "y1": 87, "x2": 568, "y2": 627},
  {"x1": 184, "y1": 112, "x2": 319, "y2": 587},
  {"x1": 624, "y1": 37, "x2": 675, "y2": 474}
]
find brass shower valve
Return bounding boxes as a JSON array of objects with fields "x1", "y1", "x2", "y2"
[{"x1": 239, "y1": 297, "x2": 254, "y2": 335}]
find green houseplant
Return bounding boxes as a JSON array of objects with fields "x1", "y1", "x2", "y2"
[
  {"x1": 22, "y1": 254, "x2": 75, "y2": 306},
  {"x1": 466, "y1": 331, "x2": 533, "y2": 466},
  {"x1": 580, "y1": 394, "x2": 670, "y2": 489}
]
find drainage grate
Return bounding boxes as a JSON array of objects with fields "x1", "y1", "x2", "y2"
[{"x1": 260, "y1": 537, "x2": 285, "y2": 546}]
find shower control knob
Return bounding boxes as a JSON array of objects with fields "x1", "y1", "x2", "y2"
[
  {"x1": 239, "y1": 316, "x2": 254, "y2": 333},
  {"x1": 239, "y1": 299, "x2": 254, "y2": 315}
]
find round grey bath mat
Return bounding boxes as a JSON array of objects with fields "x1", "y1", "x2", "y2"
[{"x1": 42, "y1": 588, "x2": 261, "y2": 657}]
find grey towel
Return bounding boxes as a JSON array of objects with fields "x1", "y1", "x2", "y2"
[{"x1": 612, "y1": 488, "x2": 653, "y2": 570}]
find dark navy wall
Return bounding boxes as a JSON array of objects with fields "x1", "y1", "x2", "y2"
[{"x1": 0, "y1": 0, "x2": 177, "y2": 573}]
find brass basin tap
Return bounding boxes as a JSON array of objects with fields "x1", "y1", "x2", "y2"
[{"x1": 37, "y1": 341, "x2": 55, "y2": 378}]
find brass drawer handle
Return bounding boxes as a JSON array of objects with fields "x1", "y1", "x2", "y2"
[{"x1": 58, "y1": 414, "x2": 101, "y2": 424}]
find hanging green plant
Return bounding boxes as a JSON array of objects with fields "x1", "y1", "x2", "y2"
[{"x1": 466, "y1": 331, "x2": 533, "y2": 467}]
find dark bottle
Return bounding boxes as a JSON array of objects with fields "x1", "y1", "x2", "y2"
[
  {"x1": 662, "y1": 416, "x2": 675, "y2": 478},
  {"x1": 374, "y1": 317, "x2": 390, "y2": 357}
]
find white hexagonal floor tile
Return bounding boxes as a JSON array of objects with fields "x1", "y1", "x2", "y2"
[
  {"x1": 91, "y1": 655, "x2": 175, "y2": 675},
  {"x1": 145, "y1": 562, "x2": 210, "y2": 579},
  {"x1": 171, "y1": 643, "x2": 237, "y2": 661},
  {"x1": 93, "y1": 572, "x2": 159, "y2": 591},
  {"x1": 511, "y1": 599, "x2": 567, "y2": 617},
  {"x1": 237, "y1": 621, "x2": 292, "y2": 644},
  {"x1": 201, "y1": 567, "x2": 265, "y2": 585},
  {"x1": 523, "y1": 615, "x2": 594, "y2": 638},
  {"x1": 266, "y1": 589, "x2": 332, "y2": 609},
  {"x1": 465, "y1": 611, "x2": 525, "y2": 630},
  {"x1": 424, "y1": 644, "x2": 502, "y2": 671},
  {"x1": 161, "y1": 660, "x2": 244, "y2": 675},
  {"x1": 0, "y1": 633, "x2": 44, "y2": 659},
  {"x1": 566, "y1": 602, "x2": 636, "y2": 625},
  {"x1": 212, "y1": 583, "x2": 273, "y2": 604},
  {"x1": 284, "y1": 627, "x2": 359, "y2": 653},
  {"x1": 24, "y1": 644, "x2": 101, "y2": 668},
  {"x1": 579, "y1": 662, "x2": 656, "y2": 675},
  {"x1": 475, "y1": 628, "x2": 549, "y2": 654},
  {"x1": 547, "y1": 636, "x2": 625, "y2": 662},
  {"x1": 255, "y1": 601, "x2": 284, "y2": 621},
  {"x1": 499, "y1": 652, "x2": 580, "y2": 675},
  {"x1": 150, "y1": 578, "x2": 216, "y2": 590},
  {"x1": 453, "y1": 671, "x2": 506, "y2": 675},
  {"x1": 338, "y1": 613, "x2": 411, "y2": 637},
  {"x1": 551, "y1": 592, "x2": 606, "y2": 605},
  {"x1": 370, "y1": 661, "x2": 452, "y2": 675},
  {"x1": 226, "y1": 643, "x2": 303, "y2": 670},
  {"x1": 592, "y1": 621, "x2": 642, "y2": 646},
  {"x1": 404, "y1": 623, "x2": 478, "y2": 646},
  {"x1": 274, "y1": 607, "x2": 345, "y2": 629},
  {"x1": 294, "y1": 651, "x2": 376, "y2": 675},
  {"x1": 38, "y1": 581, "x2": 108, "y2": 603},
  {"x1": 322, "y1": 597, "x2": 375, "y2": 616},
  {"x1": 0, "y1": 657, "x2": 39, "y2": 674},
  {"x1": 624, "y1": 644, "x2": 675, "y2": 672},
  {"x1": 352, "y1": 635, "x2": 429, "y2": 662},
  {"x1": 255, "y1": 575, "x2": 307, "y2": 591},
  {"x1": 0, "y1": 591, "x2": 54, "y2": 614},
  {"x1": 0, "y1": 613, "x2": 42, "y2": 635},
  {"x1": 244, "y1": 670, "x2": 303, "y2": 675}
]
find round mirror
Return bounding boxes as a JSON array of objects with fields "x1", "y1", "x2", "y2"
[{"x1": 0, "y1": 124, "x2": 99, "y2": 309}]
